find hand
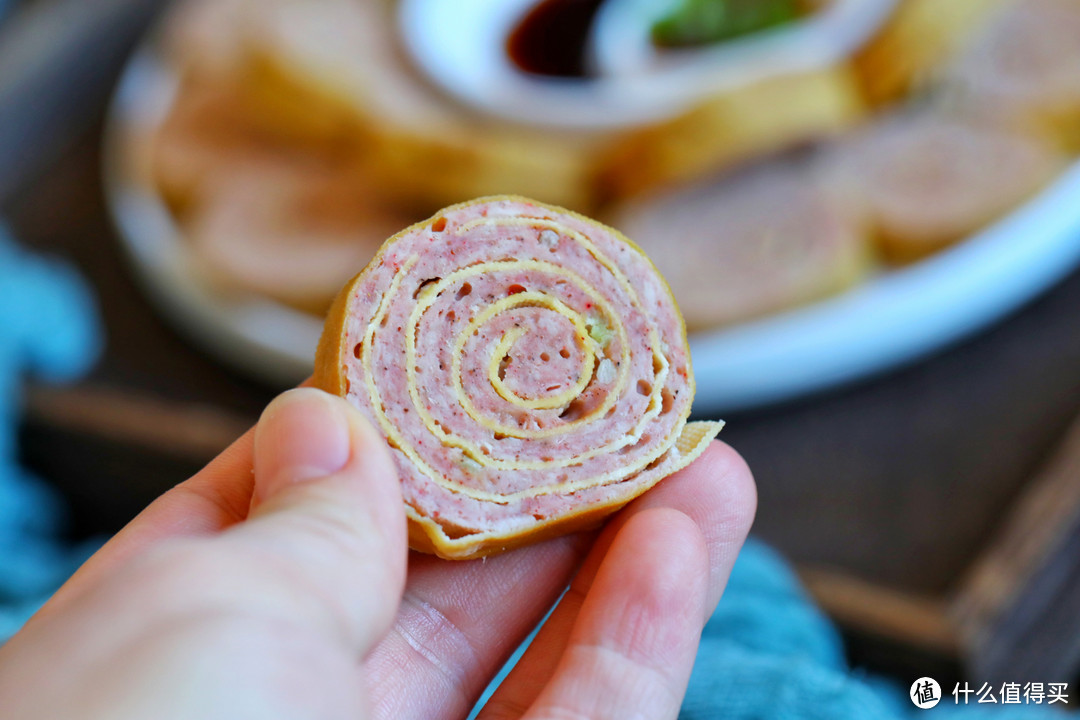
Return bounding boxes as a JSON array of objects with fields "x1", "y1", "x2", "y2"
[{"x1": 0, "y1": 388, "x2": 755, "y2": 720}]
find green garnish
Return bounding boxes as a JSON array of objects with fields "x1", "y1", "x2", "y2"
[
  {"x1": 587, "y1": 314, "x2": 614, "y2": 349},
  {"x1": 652, "y1": 0, "x2": 802, "y2": 48}
]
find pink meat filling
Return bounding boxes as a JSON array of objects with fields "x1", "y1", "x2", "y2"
[{"x1": 340, "y1": 199, "x2": 692, "y2": 536}]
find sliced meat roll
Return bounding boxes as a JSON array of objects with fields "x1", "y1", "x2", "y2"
[
  {"x1": 187, "y1": 159, "x2": 414, "y2": 314},
  {"x1": 160, "y1": 0, "x2": 257, "y2": 79},
  {"x1": 853, "y1": 0, "x2": 1004, "y2": 104},
  {"x1": 824, "y1": 112, "x2": 1064, "y2": 261},
  {"x1": 315, "y1": 196, "x2": 722, "y2": 559},
  {"x1": 600, "y1": 68, "x2": 864, "y2": 199},
  {"x1": 244, "y1": 0, "x2": 603, "y2": 212},
  {"x1": 942, "y1": 0, "x2": 1080, "y2": 150},
  {"x1": 610, "y1": 163, "x2": 871, "y2": 330}
]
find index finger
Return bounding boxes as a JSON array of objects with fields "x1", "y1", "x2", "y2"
[
  {"x1": 475, "y1": 441, "x2": 755, "y2": 718},
  {"x1": 365, "y1": 440, "x2": 756, "y2": 720}
]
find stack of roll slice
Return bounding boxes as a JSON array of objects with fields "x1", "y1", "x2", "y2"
[{"x1": 136, "y1": 0, "x2": 1080, "y2": 333}]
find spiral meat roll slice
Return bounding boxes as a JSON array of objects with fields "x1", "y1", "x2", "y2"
[
  {"x1": 315, "y1": 196, "x2": 722, "y2": 559},
  {"x1": 942, "y1": 0, "x2": 1080, "y2": 151}
]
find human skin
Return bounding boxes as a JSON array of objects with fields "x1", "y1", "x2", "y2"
[{"x1": 0, "y1": 387, "x2": 755, "y2": 720}]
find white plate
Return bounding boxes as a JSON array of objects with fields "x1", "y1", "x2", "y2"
[{"x1": 105, "y1": 50, "x2": 1080, "y2": 411}]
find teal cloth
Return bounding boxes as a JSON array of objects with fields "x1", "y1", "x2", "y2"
[
  {"x1": 467, "y1": 538, "x2": 1067, "y2": 719},
  {"x1": 683, "y1": 539, "x2": 1067, "y2": 719},
  {"x1": 0, "y1": 227, "x2": 103, "y2": 639}
]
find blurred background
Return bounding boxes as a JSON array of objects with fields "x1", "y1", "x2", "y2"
[{"x1": 4, "y1": 0, "x2": 1080, "y2": 700}]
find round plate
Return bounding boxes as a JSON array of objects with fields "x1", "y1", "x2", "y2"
[{"x1": 105, "y1": 49, "x2": 1080, "y2": 411}]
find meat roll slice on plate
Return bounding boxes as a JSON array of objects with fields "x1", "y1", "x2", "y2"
[
  {"x1": 942, "y1": 0, "x2": 1080, "y2": 151},
  {"x1": 187, "y1": 160, "x2": 414, "y2": 314},
  {"x1": 315, "y1": 196, "x2": 722, "y2": 560},
  {"x1": 245, "y1": 0, "x2": 602, "y2": 212},
  {"x1": 853, "y1": 0, "x2": 1002, "y2": 104},
  {"x1": 610, "y1": 163, "x2": 872, "y2": 331},
  {"x1": 824, "y1": 111, "x2": 1065, "y2": 262}
]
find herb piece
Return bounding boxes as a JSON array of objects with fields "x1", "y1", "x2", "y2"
[{"x1": 652, "y1": 0, "x2": 802, "y2": 48}]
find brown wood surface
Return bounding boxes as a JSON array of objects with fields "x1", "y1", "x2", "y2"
[
  {"x1": 952, "y1": 411, "x2": 1080, "y2": 682},
  {"x1": 719, "y1": 286, "x2": 1080, "y2": 597},
  {"x1": 801, "y1": 566, "x2": 960, "y2": 657}
]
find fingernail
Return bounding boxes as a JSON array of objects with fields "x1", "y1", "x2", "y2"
[{"x1": 254, "y1": 388, "x2": 352, "y2": 500}]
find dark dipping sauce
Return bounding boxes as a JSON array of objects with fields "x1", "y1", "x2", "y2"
[{"x1": 506, "y1": 0, "x2": 605, "y2": 77}]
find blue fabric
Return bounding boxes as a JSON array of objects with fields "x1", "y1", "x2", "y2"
[
  {"x1": 683, "y1": 539, "x2": 1067, "y2": 719},
  {"x1": 0, "y1": 225, "x2": 103, "y2": 639}
]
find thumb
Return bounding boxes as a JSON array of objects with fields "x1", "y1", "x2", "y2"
[{"x1": 231, "y1": 387, "x2": 407, "y2": 656}]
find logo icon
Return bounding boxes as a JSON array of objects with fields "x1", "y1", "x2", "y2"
[{"x1": 911, "y1": 677, "x2": 942, "y2": 709}]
